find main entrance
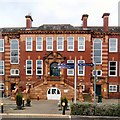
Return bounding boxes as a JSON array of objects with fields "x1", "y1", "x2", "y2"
[
  {"x1": 47, "y1": 87, "x2": 61, "y2": 100},
  {"x1": 50, "y1": 62, "x2": 60, "y2": 76}
]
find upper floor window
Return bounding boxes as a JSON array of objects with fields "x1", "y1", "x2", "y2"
[
  {"x1": 93, "y1": 38, "x2": 102, "y2": 64},
  {"x1": 0, "y1": 60, "x2": 4, "y2": 75},
  {"x1": 78, "y1": 60, "x2": 85, "y2": 76},
  {"x1": 10, "y1": 69, "x2": 19, "y2": 76},
  {"x1": 67, "y1": 60, "x2": 74, "y2": 76},
  {"x1": 10, "y1": 39, "x2": 19, "y2": 64},
  {"x1": 26, "y1": 37, "x2": 32, "y2": 51},
  {"x1": 109, "y1": 38, "x2": 118, "y2": 52},
  {"x1": 78, "y1": 37, "x2": 85, "y2": 51},
  {"x1": 26, "y1": 60, "x2": 33, "y2": 75},
  {"x1": 109, "y1": 61, "x2": 117, "y2": 76},
  {"x1": 67, "y1": 37, "x2": 74, "y2": 51},
  {"x1": 36, "y1": 37, "x2": 43, "y2": 51},
  {"x1": 0, "y1": 39, "x2": 4, "y2": 52},
  {"x1": 36, "y1": 60, "x2": 43, "y2": 75},
  {"x1": 46, "y1": 37, "x2": 53, "y2": 51},
  {"x1": 109, "y1": 85, "x2": 117, "y2": 92},
  {"x1": 57, "y1": 37, "x2": 64, "y2": 51}
]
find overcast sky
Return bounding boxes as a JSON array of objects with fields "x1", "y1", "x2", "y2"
[{"x1": 0, "y1": 0, "x2": 119, "y2": 27}]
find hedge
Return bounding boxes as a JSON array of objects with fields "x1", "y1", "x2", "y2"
[{"x1": 71, "y1": 103, "x2": 120, "y2": 116}]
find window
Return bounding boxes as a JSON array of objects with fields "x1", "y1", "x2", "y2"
[
  {"x1": 26, "y1": 37, "x2": 32, "y2": 51},
  {"x1": 109, "y1": 38, "x2": 118, "y2": 52},
  {"x1": 0, "y1": 39, "x2": 4, "y2": 52},
  {"x1": 67, "y1": 37, "x2": 74, "y2": 51},
  {"x1": 0, "y1": 83, "x2": 4, "y2": 90},
  {"x1": 93, "y1": 39, "x2": 102, "y2": 64},
  {"x1": 78, "y1": 37, "x2": 85, "y2": 51},
  {"x1": 57, "y1": 37, "x2": 64, "y2": 51},
  {"x1": 78, "y1": 60, "x2": 85, "y2": 76},
  {"x1": 67, "y1": 60, "x2": 74, "y2": 76},
  {"x1": 10, "y1": 39, "x2": 19, "y2": 64},
  {"x1": 109, "y1": 61, "x2": 117, "y2": 76},
  {"x1": 0, "y1": 61, "x2": 4, "y2": 75},
  {"x1": 26, "y1": 60, "x2": 33, "y2": 75},
  {"x1": 36, "y1": 37, "x2": 43, "y2": 51},
  {"x1": 82, "y1": 85, "x2": 85, "y2": 91},
  {"x1": 10, "y1": 69, "x2": 19, "y2": 76},
  {"x1": 46, "y1": 37, "x2": 53, "y2": 51},
  {"x1": 109, "y1": 85, "x2": 117, "y2": 92},
  {"x1": 36, "y1": 60, "x2": 43, "y2": 75},
  {"x1": 93, "y1": 70, "x2": 102, "y2": 76}
]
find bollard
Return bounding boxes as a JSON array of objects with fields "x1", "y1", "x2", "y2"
[
  {"x1": 62, "y1": 102, "x2": 65, "y2": 115},
  {"x1": 1, "y1": 103, "x2": 3, "y2": 113},
  {"x1": 22, "y1": 98, "x2": 25, "y2": 107}
]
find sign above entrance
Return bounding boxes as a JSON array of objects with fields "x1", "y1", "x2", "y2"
[
  {"x1": 58, "y1": 63, "x2": 74, "y2": 69},
  {"x1": 58, "y1": 63, "x2": 94, "y2": 69}
]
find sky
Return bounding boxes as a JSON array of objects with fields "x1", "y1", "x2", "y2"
[{"x1": 0, "y1": 0, "x2": 119, "y2": 28}]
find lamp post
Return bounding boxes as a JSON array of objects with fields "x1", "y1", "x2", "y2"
[
  {"x1": 22, "y1": 98, "x2": 24, "y2": 107},
  {"x1": 94, "y1": 63, "x2": 96, "y2": 105},
  {"x1": 62, "y1": 102, "x2": 65, "y2": 115},
  {"x1": 1, "y1": 102, "x2": 3, "y2": 113},
  {"x1": 74, "y1": 57, "x2": 77, "y2": 104}
]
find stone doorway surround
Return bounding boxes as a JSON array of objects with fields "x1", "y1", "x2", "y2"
[{"x1": 43, "y1": 52, "x2": 66, "y2": 82}]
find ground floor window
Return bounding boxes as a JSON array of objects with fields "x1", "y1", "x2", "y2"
[
  {"x1": 0, "y1": 83, "x2": 4, "y2": 90},
  {"x1": 109, "y1": 85, "x2": 117, "y2": 92}
]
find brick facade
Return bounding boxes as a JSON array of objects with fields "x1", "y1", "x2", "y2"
[{"x1": 0, "y1": 13, "x2": 120, "y2": 100}]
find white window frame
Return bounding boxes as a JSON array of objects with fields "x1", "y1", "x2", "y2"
[
  {"x1": 93, "y1": 38, "x2": 102, "y2": 64},
  {"x1": 78, "y1": 60, "x2": 85, "y2": 76},
  {"x1": 93, "y1": 70, "x2": 102, "y2": 76},
  {"x1": 82, "y1": 85, "x2": 85, "y2": 91},
  {"x1": 10, "y1": 69, "x2": 19, "y2": 76},
  {"x1": 57, "y1": 37, "x2": 64, "y2": 51},
  {"x1": 26, "y1": 37, "x2": 32, "y2": 51},
  {"x1": 78, "y1": 37, "x2": 85, "y2": 51},
  {"x1": 0, "y1": 39, "x2": 4, "y2": 52},
  {"x1": 36, "y1": 37, "x2": 43, "y2": 51},
  {"x1": 46, "y1": 37, "x2": 53, "y2": 51},
  {"x1": 26, "y1": 60, "x2": 33, "y2": 75},
  {"x1": 109, "y1": 85, "x2": 117, "y2": 92},
  {"x1": 0, "y1": 83, "x2": 4, "y2": 90},
  {"x1": 109, "y1": 61, "x2": 117, "y2": 76},
  {"x1": 36, "y1": 60, "x2": 43, "y2": 75},
  {"x1": 67, "y1": 60, "x2": 74, "y2": 76},
  {"x1": 67, "y1": 37, "x2": 74, "y2": 51},
  {"x1": 0, "y1": 60, "x2": 4, "y2": 75},
  {"x1": 109, "y1": 38, "x2": 118, "y2": 52},
  {"x1": 10, "y1": 39, "x2": 19, "y2": 64}
]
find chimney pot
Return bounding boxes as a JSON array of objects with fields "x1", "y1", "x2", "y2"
[
  {"x1": 102, "y1": 13, "x2": 110, "y2": 32},
  {"x1": 81, "y1": 14, "x2": 89, "y2": 28},
  {"x1": 25, "y1": 15, "x2": 33, "y2": 29}
]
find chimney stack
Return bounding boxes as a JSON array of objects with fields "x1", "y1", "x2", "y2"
[
  {"x1": 102, "y1": 13, "x2": 110, "y2": 32},
  {"x1": 25, "y1": 15, "x2": 33, "y2": 29},
  {"x1": 81, "y1": 14, "x2": 89, "y2": 29}
]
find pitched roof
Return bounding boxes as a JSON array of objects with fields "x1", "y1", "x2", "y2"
[{"x1": 1, "y1": 24, "x2": 120, "y2": 33}]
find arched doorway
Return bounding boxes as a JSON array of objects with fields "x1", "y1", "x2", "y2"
[
  {"x1": 47, "y1": 87, "x2": 61, "y2": 100},
  {"x1": 50, "y1": 62, "x2": 60, "y2": 76}
]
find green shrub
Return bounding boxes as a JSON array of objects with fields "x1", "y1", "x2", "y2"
[
  {"x1": 71, "y1": 103, "x2": 120, "y2": 116},
  {"x1": 26, "y1": 97, "x2": 31, "y2": 106},
  {"x1": 16, "y1": 93, "x2": 23, "y2": 109},
  {"x1": 61, "y1": 96, "x2": 68, "y2": 109}
]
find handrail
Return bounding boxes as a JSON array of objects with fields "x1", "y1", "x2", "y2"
[{"x1": 32, "y1": 78, "x2": 44, "y2": 88}]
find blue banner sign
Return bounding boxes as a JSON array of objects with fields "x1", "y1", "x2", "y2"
[
  {"x1": 78, "y1": 63, "x2": 94, "y2": 66},
  {"x1": 58, "y1": 63, "x2": 74, "y2": 69},
  {"x1": 58, "y1": 63, "x2": 93, "y2": 69}
]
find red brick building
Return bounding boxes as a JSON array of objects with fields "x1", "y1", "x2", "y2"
[{"x1": 0, "y1": 13, "x2": 120, "y2": 100}]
